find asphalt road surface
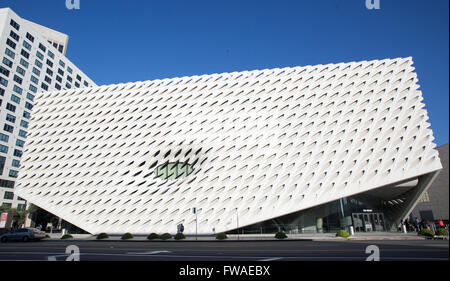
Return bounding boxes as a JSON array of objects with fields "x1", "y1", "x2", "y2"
[{"x1": 0, "y1": 239, "x2": 448, "y2": 261}]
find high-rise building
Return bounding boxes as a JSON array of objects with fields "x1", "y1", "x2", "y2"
[
  {"x1": 15, "y1": 57, "x2": 442, "y2": 235},
  {"x1": 0, "y1": 7, "x2": 96, "y2": 210}
]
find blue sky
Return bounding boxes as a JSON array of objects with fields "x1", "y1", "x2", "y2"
[{"x1": 2, "y1": 0, "x2": 449, "y2": 146}]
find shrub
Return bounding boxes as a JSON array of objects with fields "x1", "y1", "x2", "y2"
[
  {"x1": 274, "y1": 232, "x2": 287, "y2": 239},
  {"x1": 336, "y1": 230, "x2": 350, "y2": 238},
  {"x1": 96, "y1": 232, "x2": 109, "y2": 240},
  {"x1": 121, "y1": 232, "x2": 133, "y2": 240},
  {"x1": 61, "y1": 234, "x2": 73, "y2": 240},
  {"x1": 160, "y1": 233, "x2": 172, "y2": 240},
  {"x1": 174, "y1": 233, "x2": 186, "y2": 240},
  {"x1": 216, "y1": 232, "x2": 227, "y2": 240},
  {"x1": 435, "y1": 228, "x2": 449, "y2": 236},
  {"x1": 44, "y1": 234, "x2": 50, "y2": 238},
  {"x1": 147, "y1": 233, "x2": 160, "y2": 240},
  {"x1": 418, "y1": 229, "x2": 435, "y2": 237}
]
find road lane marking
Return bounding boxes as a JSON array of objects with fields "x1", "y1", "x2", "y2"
[
  {"x1": 259, "y1": 257, "x2": 282, "y2": 261},
  {"x1": 126, "y1": 250, "x2": 172, "y2": 255}
]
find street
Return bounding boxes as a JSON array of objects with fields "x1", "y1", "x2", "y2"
[{"x1": 0, "y1": 239, "x2": 447, "y2": 261}]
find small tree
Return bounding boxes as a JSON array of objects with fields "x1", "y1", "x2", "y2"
[
  {"x1": 96, "y1": 233, "x2": 109, "y2": 240},
  {"x1": 147, "y1": 233, "x2": 160, "y2": 240},
  {"x1": 435, "y1": 228, "x2": 449, "y2": 236},
  {"x1": 121, "y1": 233, "x2": 133, "y2": 240},
  {"x1": 216, "y1": 232, "x2": 227, "y2": 240},
  {"x1": 275, "y1": 232, "x2": 287, "y2": 239},
  {"x1": 174, "y1": 233, "x2": 186, "y2": 240},
  {"x1": 336, "y1": 229, "x2": 350, "y2": 238},
  {"x1": 160, "y1": 233, "x2": 172, "y2": 240}
]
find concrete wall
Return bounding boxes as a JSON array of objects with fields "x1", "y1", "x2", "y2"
[{"x1": 410, "y1": 143, "x2": 449, "y2": 221}]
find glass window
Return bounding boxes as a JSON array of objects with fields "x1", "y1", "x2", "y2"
[
  {"x1": 0, "y1": 77, "x2": 7, "y2": 87},
  {"x1": 29, "y1": 84, "x2": 37, "y2": 93},
  {"x1": 3, "y1": 124, "x2": 14, "y2": 133},
  {"x1": 35, "y1": 59, "x2": 43, "y2": 69},
  {"x1": 32, "y1": 67, "x2": 40, "y2": 76},
  {"x1": 6, "y1": 38, "x2": 16, "y2": 49},
  {"x1": 23, "y1": 110, "x2": 31, "y2": 119},
  {"x1": 46, "y1": 68, "x2": 53, "y2": 76},
  {"x1": 20, "y1": 120, "x2": 29, "y2": 129},
  {"x1": 20, "y1": 58, "x2": 29, "y2": 69},
  {"x1": 10, "y1": 94, "x2": 20, "y2": 104},
  {"x1": 58, "y1": 68, "x2": 64, "y2": 76},
  {"x1": 6, "y1": 103, "x2": 16, "y2": 112},
  {"x1": 48, "y1": 50, "x2": 55, "y2": 59},
  {"x1": 0, "y1": 66, "x2": 9, "y2": 77},
  {"x1": 21, "y1": 49, "x2": 30, "y2": 59},
  {"x1": 0, "y1": 133, "x2": 9, "y2": 143},
  {"x1": 5, "y1": 48, "x2": 15, "y2": 59},
  {"x1": 41, "y1": 82, "x2": 48, "y2": 91},
  {"x1": 8, "y1": 170, "x2": 18, "y2": 178},
  {"x1": 13, "y1": 149, "x2": 22, "y2": 157},
  {"x1": 9, "y1": 30, "x2": 19, "y2": 41},
  {"x1": 26, "y1": 32, "x2": 34, "y2": 42},
  {"x1": 12, "y1": 159, "x2": 20, "y2": 168},
  {"x1": 3, "y1": 191, "x2": 14, "y2": 199},
  {"x1": 25, "y1": 102, "x2": 33, "y2": 110},
  {"x1": 67, "y1": 66, "x2": 73, "y2": 74},
  {"x1": 55, "y1": 83, "x2": 61, "y2": 90},
  {"x1": 13, "y1": 74, "x2": 22, "y2": 85},
  {"x1": 0, "y1": 87, "x2": 4, "y2": 96},
  {"x1": 76, "y1": 74, "x2": 82, "y2": 81},
  {"x1": 36, "y1": 50, "x2": 44, "y2": 60},
  {"x1": 30, "y1": 75, "x2": 38, "y2": 84},
  {"x1": 59, "y1": 60, "x2": 65, "y2": 67},
  {"x1": 16, "y1": 66, "x2": 25, "y2": 76},
  {"x1": 2, "y1": 57, "x2": 13, "y2": 68},
  {"x1": 16, "y1": 139, "x2": 25, "y2": 147},
  {"x1": 6, "y1": 113, "x2": 16, "y2": 123},
  {"x1": 56, "y1": 75, "x2": 62, "y2": 83},
  {"x1": 0, "y1": 144, "x2": 8, "y2": 154},
  {"x1": 10, "y1": 19, "x2": 20, "y2": 31},
  {"x1": 19, "y1": 130, "x2": 27, "y2": 138},
  {"x1": 45, "y1": 76, "x2": 52, "y2": 84},
  {"x1": 26, "y1": 93, "x2": 34, "y2": 102},
  {"x1": 65, "y1": 83, "x2": 71, "y2": 89},
  {"x1": 46, "y1": 59, "x2": 53, "y2": 67},
  {"x1": 67, "y1": 75, "x2": 72, "y2": 82},
  {"x1": 38, "y1": 43, "x2": 46, "y2": 52},
  {"x1": 75, "y1": 81, "x2": 80, "y2": 88},
  {"x1": 13, "y1": 85, "x2": 22, "y2": 95},
  {"x1": 23, "y1": 41, "x2": 32, "y2": 50}
]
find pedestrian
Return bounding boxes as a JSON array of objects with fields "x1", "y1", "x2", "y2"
[
  {"x1": 177, "y1": 224, "x2": 181, "y2": 234},
  {"x1": 439, "y1": 219, "x2": 444, "y2": 228},
  {"x1": 180, "y1": 223, "x2": 184, "y2": 234}
]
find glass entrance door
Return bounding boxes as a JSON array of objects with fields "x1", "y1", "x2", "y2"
[{"x1": 352, "y1": 212, "x2": 386, "y2": 232}]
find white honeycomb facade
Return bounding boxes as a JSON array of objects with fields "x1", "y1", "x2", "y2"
[{"x1": 15, "y1": 57, "x2": 442, "y2": 234}]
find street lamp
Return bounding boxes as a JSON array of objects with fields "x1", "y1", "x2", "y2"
[
  {"x1": 236, "y1": 208, "x2": 239, "y2": 241},
  {"x1": 192, "y1": 207, "x2": 197, "y2": 240}
]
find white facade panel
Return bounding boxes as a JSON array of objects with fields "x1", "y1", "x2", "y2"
[{"x1": 15, "y1": 57, "x2": 441, "y2": 234}]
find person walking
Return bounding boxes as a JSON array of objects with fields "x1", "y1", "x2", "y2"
[{"x1": 180, "y1": 223, "x2": 184, "y2": 234}]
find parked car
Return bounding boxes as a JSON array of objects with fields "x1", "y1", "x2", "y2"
[{"x1": 0, "y1": 228, "x2": 46, "y2": 242}]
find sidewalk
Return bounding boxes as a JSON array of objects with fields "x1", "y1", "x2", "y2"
[{"x1": 44, "y1": 231, "x2": 447, "y2": 241}]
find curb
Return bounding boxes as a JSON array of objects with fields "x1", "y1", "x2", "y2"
[{"x1": 39, "y1": 237, "x2": 438, "y2": 242}]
